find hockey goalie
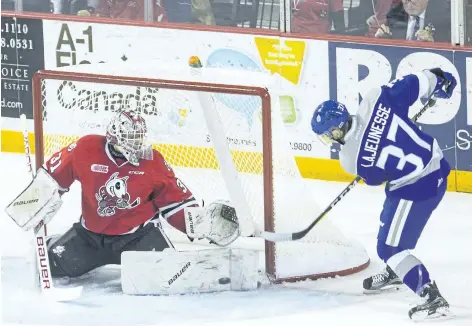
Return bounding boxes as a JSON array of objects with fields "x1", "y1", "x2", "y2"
[{"x1": 5, "y1": 109, "x2": 260, "y2": 295}]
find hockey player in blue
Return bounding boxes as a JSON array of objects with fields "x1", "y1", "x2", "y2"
[{"x1": 311, "y1": 68, "x2": 457, "y2": 320}]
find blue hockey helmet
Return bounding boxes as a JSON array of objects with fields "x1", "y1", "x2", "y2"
[{"x1": 311, "y1": 100, "x2": 349, "y2": 145}]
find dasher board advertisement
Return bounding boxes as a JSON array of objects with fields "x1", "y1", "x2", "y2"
[{"x1": 1, "y1": 17, "x2": 45, "y2": 119}]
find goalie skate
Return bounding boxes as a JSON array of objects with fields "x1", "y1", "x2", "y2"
[
  {"x1": 408, "y1": 282, "x2": 450, "y2": 320},
  {"x1": 363, "y1": 265, "x2": 403, "y2": 294}
]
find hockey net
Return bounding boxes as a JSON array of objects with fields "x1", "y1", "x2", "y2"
[{"x1": 32, "y1": 64, "x2": 369, "y2": 283}]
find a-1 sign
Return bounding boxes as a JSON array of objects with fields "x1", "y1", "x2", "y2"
[{"x1": 55, "y1": 23, "x2": 94, "y2": 67}]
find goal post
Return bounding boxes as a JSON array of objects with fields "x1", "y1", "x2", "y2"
[{"x1": 31, "y1": 64, "x2": 369, "y2": 283}]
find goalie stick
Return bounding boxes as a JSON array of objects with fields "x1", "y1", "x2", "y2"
[
  {"x1": 257, "y1": 86, "x2": 448, "y2": 243},
  {"x1": 20, "y1": 114, "x2": 83, "y2": 301}
]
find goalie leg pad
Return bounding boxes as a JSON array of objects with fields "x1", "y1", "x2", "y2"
[{"x1": 121, "y1": 248, "x2": 259, "y2": 295}]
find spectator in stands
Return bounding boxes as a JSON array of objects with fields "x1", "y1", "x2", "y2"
[
  {"x1": 76, "y1": 0, "x2": 167, "y2": 21},
  {"x1": 69, "y1": 0, "x2": 99, "y2": 14},
  {"x1": 191, "y1": 0, "x2": 215, "y2": 25},
  {"x1": 291, "y1": 0, "x2": 345, "y2": 34},
  {"x1": 365, "y1": 0, "x2": 399, "y2": 36},
  {"x1": 50, "y1": 0, "x2": 98, "y2": 15},
  {"x1": 342, "y1": 0, "x2": 376, "y2": 36},
  {"x1": 374, "y1": 0, "x2": 451, "y2": 42},
  {"x1": 76, "y1": 0, "x2": 196, "y2": 23}
]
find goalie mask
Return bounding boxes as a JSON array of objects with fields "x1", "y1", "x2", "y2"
[{"x1": 106, "y1": 109, "x2": 153, "y2": 166}]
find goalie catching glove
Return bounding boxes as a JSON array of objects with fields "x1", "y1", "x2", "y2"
[
  {"x1": 184, "y1": 200, "x2": 241, "y2": 247},
  {"x1": 5, "y1": 167, "x2": 63, "y2": 231}
]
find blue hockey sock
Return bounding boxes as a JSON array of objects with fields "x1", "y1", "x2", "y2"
[{"x1": 402, "y1": 264, "x2": 431, "y2": 294}]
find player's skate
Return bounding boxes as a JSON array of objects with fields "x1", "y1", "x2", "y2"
[
  {"x1": 408, "y1": 282, "x2": 450, "y2": 320},
  {"x1": 363, "y1": 265, "x2": 403, "y2": 294}
]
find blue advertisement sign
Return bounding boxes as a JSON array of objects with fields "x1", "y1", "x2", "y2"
[
  {"x1": 451, "y1": 51, "x2": 472, "y2": 172},
  {"x1": 328, "y1": 41, "x2": 471, "y2": 176}
]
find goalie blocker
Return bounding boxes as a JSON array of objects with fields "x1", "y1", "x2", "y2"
[{"x1": 5, "y1": 167, "x2": 63, "y2": 231}]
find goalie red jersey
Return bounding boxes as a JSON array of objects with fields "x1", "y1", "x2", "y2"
[{"x1": 44, "y1": 134, "x2": 197, "y2": 235}]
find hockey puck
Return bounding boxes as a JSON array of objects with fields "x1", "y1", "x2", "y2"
[{"x1": 218, "y1": 277, "x2": 231, "y2": 285}]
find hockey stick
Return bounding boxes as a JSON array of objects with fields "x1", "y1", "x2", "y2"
[
  {"x1": 258, "y1": 91, "x2": 443, "y2": 243},
  {"x1": 20, "y1": 114, "x2": 83, "y2": 301}
]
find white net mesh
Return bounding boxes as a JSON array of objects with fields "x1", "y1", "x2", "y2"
[{"x1": 37, "y1": 65, "x2": 368, "y2": 281}]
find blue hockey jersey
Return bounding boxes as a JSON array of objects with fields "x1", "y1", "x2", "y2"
[{"x1": 339, "y1": 71, "x2": 450, "y2": 201}]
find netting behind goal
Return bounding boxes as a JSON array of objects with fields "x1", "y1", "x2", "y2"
[{"x1": 32, "y1": 65, "x2": 369, "y2": 282}]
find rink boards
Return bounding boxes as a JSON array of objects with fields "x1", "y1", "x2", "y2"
[{"x1": 1, "y1": 14, "x2": 471, "y2": 193}]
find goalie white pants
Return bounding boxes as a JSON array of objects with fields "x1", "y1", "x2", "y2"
[{"x1": 47, "y1": 221, "x2": 173, "y2": 278}]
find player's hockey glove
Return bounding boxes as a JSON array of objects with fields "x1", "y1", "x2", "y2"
[{"x1": 428, "y1": 68, "x2": 457, "y2": 99}]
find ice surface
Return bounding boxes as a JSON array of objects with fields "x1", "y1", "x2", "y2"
[{"x1": 1, "y1": 153, "x2": 471, "y2": 326}]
